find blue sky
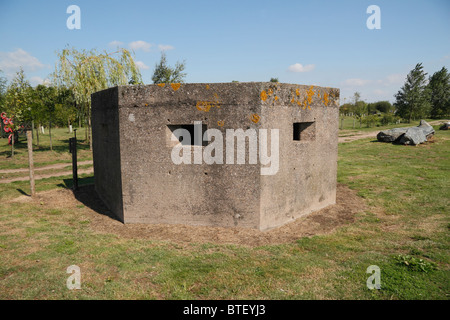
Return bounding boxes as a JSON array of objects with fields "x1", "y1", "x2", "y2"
[{"x1": 0, "y1": 0, "x2": 449, "y2": 103}]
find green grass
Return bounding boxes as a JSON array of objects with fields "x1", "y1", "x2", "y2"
[
  {"x1": 338, "y1": 117, "x2": 444, "y2": 133},
  {"x1": 0, "y1": 126, "x2": 449, "y2": 299},
  {"x1": 0, "y1": 127, "x2": 92, "y2": 171}
]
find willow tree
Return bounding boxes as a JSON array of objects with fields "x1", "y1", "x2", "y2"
[{"x1": 52, "y1": 47, "x2": 143, "y2": 149}]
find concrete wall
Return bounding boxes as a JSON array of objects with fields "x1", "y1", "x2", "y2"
[
  {"x1": 91, "y1": 86, "x2": 124, "y2": 222},
  {"x1": 91, "y1": 82, "x2": 339, "y2": 230},
  {"x1": 258, "y1": 84, "x2": 339, "y2": 230}
]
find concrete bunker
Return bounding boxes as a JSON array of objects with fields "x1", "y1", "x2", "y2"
[{"x1": 91, "y1": 82, "x2": 339, "y2": 231}]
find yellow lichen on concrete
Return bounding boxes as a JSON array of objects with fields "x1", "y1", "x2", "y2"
[
  {"x1": 323, "y1": 92, "x2": 329, "y2": 106},
  {"x1": 306, "y1": 86, "x2": 315, "y2": 104},
  {"x1": 250, "y1": 113, "x2": 260, "y2": 123},
  {"x1": 217, "y1": 120, "x2": 224, "y2": 127},
  {"x1": 196, "y1": 101, "x2": 215, "y2": 112},
  {"x1": 206, "y1": 85, "x2": 210, "y2": 90},
  {"x1": 260, "y1": 90, "x2": 268, "y2": 101},
  {"x1": 171, "y1": 83, "x2": 181, "y2": 91},
  {"x1": 157, "y1": 83, "x2": 165, "y2": 87}
]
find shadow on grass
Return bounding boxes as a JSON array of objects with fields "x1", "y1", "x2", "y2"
[
  {"x1": 16, "y1": 188, "x2": 30, "y2": 197},
  {"x1": 59, "y1": 177, "x2": 122, "y2": 223}
]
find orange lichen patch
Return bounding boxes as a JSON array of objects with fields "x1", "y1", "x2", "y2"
[
  {"x1": 217, "y1": 120, "x2": 224, "y2": 127},
  {"x1": 196, "y1": 101, "x2": 220, "y2": 112},
  {"x1": 157, "y1": 83, "x2": 165, "y2": 87},
  {"x1": 250, "y1": 113, "x2": 260, "y2": 123},
  {"x1": 323, "y1": 92, "x2": 329, "y2": 106},
  {"x1": 267, "y1": 88, "x2": 274, "y2": 96},
  {"x1": 205, "y1": 84, "x2": 210, "y2": 90},
  {"x1": 274, "y1": 96, "x2": 279, "y2": 101},
  {"x1": 196, "y1": 101, "x2": 213, "y2": 112},
  {"x1": 145, "y1": 103, "x2": 149, "y2": 107},
  {"x1": 260, "y1": 90, "x2": 268, "y2": 101},
  {"x1": 171, "y1": 83, "x2": 181, "y2": 91},
  {"x1": 306, "y1": 86, "x2": 315, "y2": 104},
  {"x1": 295, "y1": 88, "x2": 300, "y2": 96},
  {"x1": 291, "y1": 97, "x2": 295, "y2": 103}
]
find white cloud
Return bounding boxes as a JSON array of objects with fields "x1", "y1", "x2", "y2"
[
  {"x1": 287, "y1": 63, "x2": 315, "y2": 73},
  {"x1": 108, "y1": 40, "x2": 124, "y2": 47},
  {"x1": 385, "y1": 73, "x2": 405, "y2": 85},
  {"x1": 135, "y1": 61, "x2": 149, "y2": 70},
  {"x1": 158, "y1": 44, "x2": 175, "y2": 51},
  {"x1": 373, "y1": 89, "x2": 386, "y2": 95},
  {"x1": 129, "y1": 40, "x2": 152, "y2": 52},
  {"x1": 29, "y1": 76, "x2": 51, "y2": 86},
  {"x1": 30, "y1": 76, "x2": 44, "y2": 86},
  {"x1": 342, "y1": 78, "x2": 372, "y2": 86},
  {"x1": 0, "y1": 49, "x2": 45, "y2": 76}
]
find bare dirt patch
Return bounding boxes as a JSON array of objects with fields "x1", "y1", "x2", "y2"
[
  {"x1": 10, "y1": 183, "x2": 367, "y2": 247},
  {"x1": 338, "y1": 131, "x2": 378, "y2": 143}
]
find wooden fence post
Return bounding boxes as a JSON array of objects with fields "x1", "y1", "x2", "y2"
[{"x1": 27, "y1": 130, "x2": 36, "y2": 197}]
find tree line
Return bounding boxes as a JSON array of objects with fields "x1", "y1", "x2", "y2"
[
  {"x1": 0, "y1": 47, "x2": 186, "y2": 156},
  {"x1": 340, "y1": 63, "x2": 450, "y2": 128}
]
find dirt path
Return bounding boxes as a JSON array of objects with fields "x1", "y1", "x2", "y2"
[
  {"x1": 0, "y1": 160, "x2": 93, "y2": 184},
  {"x1": 0, "y1": 167, "x2": 94, "y2": 184},
  {"x1": 338, "y1": 131, "x2": 378, "y2": 143},
  {"x1": 0, "y1": 160, "x2": 93, "y2": 174}
]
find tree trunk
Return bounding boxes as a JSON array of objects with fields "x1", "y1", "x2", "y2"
[
  {"x1": 49, "y1": 121, "x2": 53, "y2": 151},
  {"x1": 36, "y1": 124, "x2": 40, "y2": 148},
  {"x1": 11, "y1": 131, "x2": 14, "y2": 158},
  {"x1": 85, "y1": 118, "x2": 88, "y2": 142},
  {"x1": 88, "y1": 116, "x2": 92, "y2": 151}
]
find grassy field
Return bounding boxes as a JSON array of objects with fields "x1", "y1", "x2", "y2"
[
  {"x1": 0, "y1": 123, "x2": 448, "y2": 300},
  {"x1": 337, "y1": 116, "x2": 443, "y2": 132},
  {"x1": 0, "y1": 127, "x2": 92, "y2": 171}
]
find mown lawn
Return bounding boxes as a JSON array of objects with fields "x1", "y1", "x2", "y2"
[
  {"x1": 0, "y1": 125, "x2": 448, "y2": 300},
  {"x1": 0, "y1": 127, "x2": 92, "y2": 171}
]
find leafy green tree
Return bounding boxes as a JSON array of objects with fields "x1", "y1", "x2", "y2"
[
  {"x1": 4, "y1": 68, "x2": 32, "y2": 156},
  {"x1": 151, "y1": 52, "x2": 186, "y2": 84},
  {"x1": 28, "y1": 85, "x2": 47, "y2": 148},
  {"x1": 52, "y1": 47, "x2": 142, "y2": 149},
  {"x1": 394, "y1": 63, "x2": 431, "y2": 122},
  {"x1": 373, "y1": 101, "x2": 393, "y2": 114},
  {"x1": 352, "y1": 92, "x2": 367, "y2": 128},
  {"x1": 53, "y1": 87, "x2": 77, "y2": 129},
  {"x1": 428, "y1": 67, "x2": 450, "y2": 118},
  {"x1": 270, "y1": 78, "x2": 279, "y2": 82}
]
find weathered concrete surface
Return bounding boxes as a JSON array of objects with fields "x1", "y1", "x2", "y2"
[
  {"x1": 377, "y1": 120, "x2": 435, "y2": 145},
  {"x1": 91, "y1": 82, "x2": 340, "y2": 230}
]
